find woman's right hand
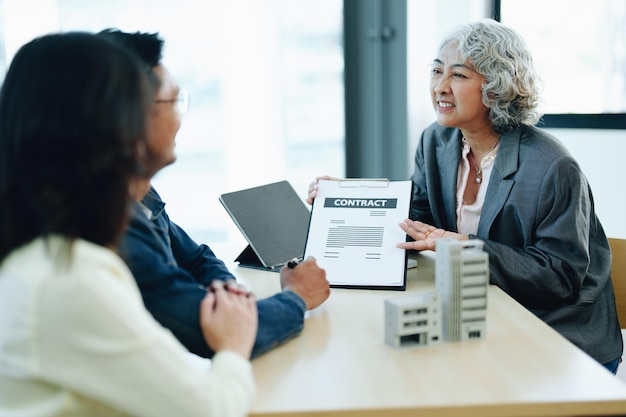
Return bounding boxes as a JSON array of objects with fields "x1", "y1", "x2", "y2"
[
  {"x1": 306, "y1": 175, "x2": 339, "y2": 205},
  {"x1": 199, "y1": 281, "x2": 258, "y2": 359}
]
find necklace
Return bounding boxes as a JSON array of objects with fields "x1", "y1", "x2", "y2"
[{"x1": 470, "y1": 137, "x2": 500, "y2": 184}]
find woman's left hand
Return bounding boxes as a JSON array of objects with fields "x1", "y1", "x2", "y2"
[{"x1": 396, "y1": 219, "x2": 468, "y2": 251}]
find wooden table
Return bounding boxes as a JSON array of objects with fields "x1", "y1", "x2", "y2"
[{"x1": 225, "y1": 249, "x2": 626, "y2": 416}]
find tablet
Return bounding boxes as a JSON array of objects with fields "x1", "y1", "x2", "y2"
[{"x1": 219, "y1": 180, "x2": 311, "y2": 270}]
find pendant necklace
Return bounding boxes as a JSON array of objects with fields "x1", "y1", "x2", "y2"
[{"x1": 470, "y1": 137, "x2": 500, "y2": 184}]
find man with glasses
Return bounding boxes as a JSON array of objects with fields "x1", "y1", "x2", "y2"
[
  {"x1": 155, "y1": 88, "x2": 189, "y2": 114},
  {"x1": 99, "y1": 29, "x2": 330, "y2": 359}
]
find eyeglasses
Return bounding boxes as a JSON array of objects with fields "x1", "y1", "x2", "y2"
[{"x1": 154, "y1": 88, "x2": 189, "y2": 115}]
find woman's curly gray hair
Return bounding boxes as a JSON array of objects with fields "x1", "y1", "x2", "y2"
[{"x1": 439, "y1": 19, "x2": 543, "y2": 133}]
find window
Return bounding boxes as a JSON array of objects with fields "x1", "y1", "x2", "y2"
[
  {"x1": 0, "y1": 0, "x2": 345, "y2": 243},
  {"x1": 496, "y1": 0, "x2": 626, "y2": 128}
]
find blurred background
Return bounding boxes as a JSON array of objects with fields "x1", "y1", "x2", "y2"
[{"x1": 1, "y1": 0, "x2": 624, "y2": 243}]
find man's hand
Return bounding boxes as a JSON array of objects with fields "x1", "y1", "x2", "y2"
[
  {"x1": 221, "y1": 278, "x2": 251, "y2": 296},
  {"x1": 279, "y1": 256, "x2": 330, "y2": 310}
]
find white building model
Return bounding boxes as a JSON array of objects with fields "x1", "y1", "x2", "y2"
[
  {"x1": 436, "y1": 239, "x2": 489, "y2": 342},
  {"x1": 384, "y1": 239, "x2": 488, "y2": 348},
  {"x1": 384, "y1": 290, "x2": 442, "y2": 348}
]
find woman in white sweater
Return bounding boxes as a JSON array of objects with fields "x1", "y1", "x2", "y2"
[{"x1": 0, "y1": 32, "x2": 257, "y2": 417}]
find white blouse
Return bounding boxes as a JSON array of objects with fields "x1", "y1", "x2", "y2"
[
  {"x1": 0, "y1": 236, "x2": 255, "y2": 417},
  {"x1": 456, "y1": 139, "x2": 497, "y2": 235}
]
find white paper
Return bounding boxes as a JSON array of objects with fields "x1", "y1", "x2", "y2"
[{"x1": 304, "y1": 179, "x2": 412, "y2": 288}]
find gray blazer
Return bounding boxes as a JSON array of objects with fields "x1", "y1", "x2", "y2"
[{"x1": 411, "y1": 122, "x2": 622, "y2": 364}]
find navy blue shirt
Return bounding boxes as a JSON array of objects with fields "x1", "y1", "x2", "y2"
[{"x1": 117, "y1": 187, "x2": 306, "y2": 358}]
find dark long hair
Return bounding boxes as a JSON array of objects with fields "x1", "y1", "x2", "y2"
[{"x1": 0, "y1": 32, "x2": 153, "y2": 260}]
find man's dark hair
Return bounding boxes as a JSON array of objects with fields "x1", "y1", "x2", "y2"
[{"x1": 98, "y1": 29, "x2": 164, "y2": 86}]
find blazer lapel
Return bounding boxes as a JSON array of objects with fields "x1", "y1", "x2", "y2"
[
  {"x1": 477, "y1": 128, "x2": 521, "y2": 236},
  {"x1": 438, "y1": 129, "x2": 463, "y2": 231}
]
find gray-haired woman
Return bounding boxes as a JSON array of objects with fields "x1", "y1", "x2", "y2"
[{"x1": 396, "y1": 19, "x2": 622, "y2": 373}]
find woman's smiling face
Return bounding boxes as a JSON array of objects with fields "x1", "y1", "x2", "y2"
[{"x1": 429, "y1": 42, "x2": 491, "y2": 132}]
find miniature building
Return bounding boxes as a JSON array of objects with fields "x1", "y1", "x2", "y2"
[
  {"x1": 384, "y1": 290, "x2": 442, "y2": 348},
  {"x1": 435, "y1": 239, "x2": 489, "y2": 342}
]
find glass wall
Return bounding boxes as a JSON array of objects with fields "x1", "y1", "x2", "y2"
[{"x1": 0, "y1": 0, "x2": 345, "y2": 244}]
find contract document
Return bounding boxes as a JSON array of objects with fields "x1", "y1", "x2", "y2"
[{"x1": 304, "y1": 179, "x2": 412, "y2": 289}]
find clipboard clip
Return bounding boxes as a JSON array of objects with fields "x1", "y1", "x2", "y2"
[{"x1": 338, "y1": 178, "x2": 390, "y2": 188}]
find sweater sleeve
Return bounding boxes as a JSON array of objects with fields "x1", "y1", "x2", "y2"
[{"x1": 36, "y1": 251, "x2": 255, "y2": 417}]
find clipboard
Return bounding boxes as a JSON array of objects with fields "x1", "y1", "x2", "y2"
[{"x1": 304, "y1": 178, "x2": 412, "y2": 290}]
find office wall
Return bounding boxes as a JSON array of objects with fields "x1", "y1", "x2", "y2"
[{"x1": 546, "y1": 129, "x2": 626, "y2": 239}]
